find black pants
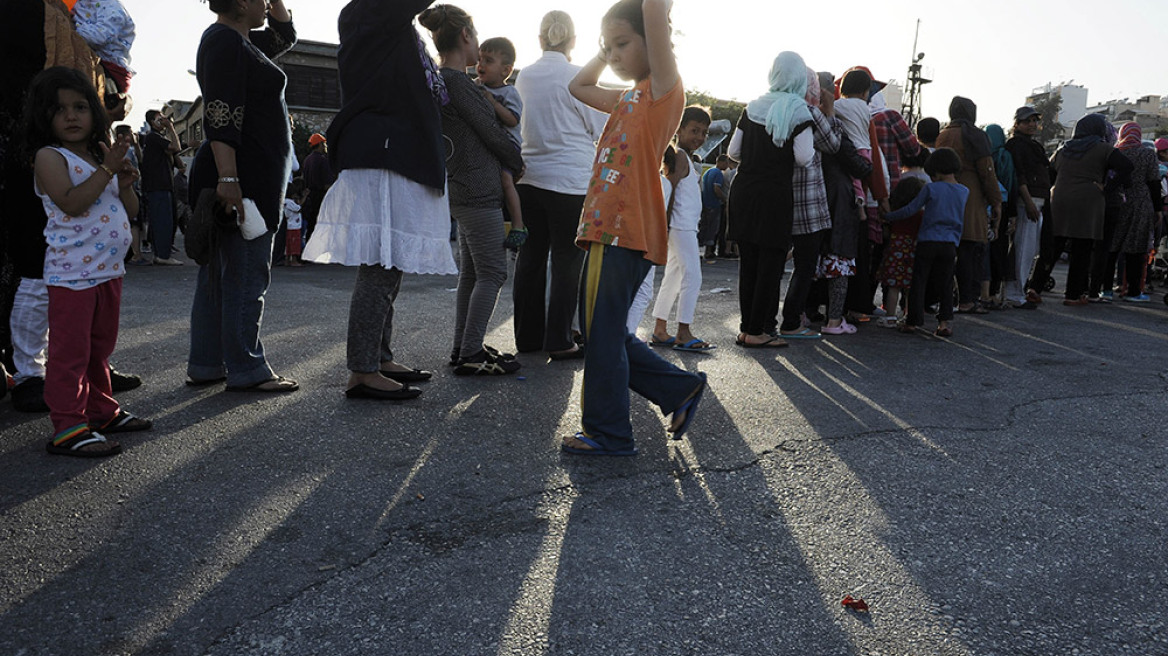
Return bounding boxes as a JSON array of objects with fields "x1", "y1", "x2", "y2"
[
  {"x1": 1119, "y1": 252, "x2": 1147, "y2": 297},
  {"x1": 779, "y1": 231, "x2": 825, "y2": 331},
  {"x1": 1064, "y1": 237, "x2": 1094, "y2": 300},
  {"x1": 512, "y1": 186, "x2": 586, "y2": 353},
  {"x1": 955, "y1": 239, "x2": 985, "y2": 305},
  {"x1": 738, "y1": 241, "x2": 787, "y2": 335},
  {"x1": 303, "y1": 187, "x2": 326, "y2": 241},
  {"x1": 845, "y1": 228, "x2": 875, "y2": 314},
  {"x1": 1028, "y1": 202, "x2": 1063, "y2": 293},
  {"x1": 1089, "y1": 203, "x2": 1122, "y2": 295},
  {"x1": 907, "y1": 241, "x2": 956, "y2": 326}
]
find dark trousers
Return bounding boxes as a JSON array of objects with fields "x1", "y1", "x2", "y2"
[
  {"x1": 780, "y1": 231, "x2": 824, "y2": 331},
  {"x1": 1064, "y1": 238, "x2": 1094, "y2": 300},
  {"x1": 303, "y1": 188, "x2": 326, "y2": 241},
  {"x1": 512, "y1": 186, "x2": 586, "y2": 352},
  {"x1": 578, "y1": 243, "x2": 703, "y2": 450},
  {"x1": 1028, "y1": 202, "x2": 1063, "y2": 293},
  {"x1": 738, "y1": 241, "x2": 787, "y2": 335},
  {"x1": 1089, "y1": 204, "x2": 1122, "y2": 295},
  {"x1": 907, "y1": 241, "x2": 956, "y2": 326},
  {"x1": 955, "y1": 239, "x2": 985, "y2": 305},
  {"x1": 845, "y1": 228, "x2": 875, "y2": 314},
  {"x1": 1120, "y1": 252, "x2": 1147, "y2": 297}
]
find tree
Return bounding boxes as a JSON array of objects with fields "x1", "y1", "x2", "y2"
[
  {"x1": 1033, "y1": 93, "x2": 1063, "y2": 145},
  {"x1": 685, "y1": 89, "x2": 746, "y2": 126}
]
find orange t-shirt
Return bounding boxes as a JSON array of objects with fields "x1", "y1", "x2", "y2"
[{"x1": 576, "y1": 78, "x2": 684, "y2": 265}]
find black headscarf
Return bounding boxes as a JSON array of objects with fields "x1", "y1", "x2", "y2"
[
  {"x1": 948, "y1": 96, "x2": 991, "y2": 161},
  {"x1": 1061, "y1": 113, "x2": 1108, "y2": 160}
]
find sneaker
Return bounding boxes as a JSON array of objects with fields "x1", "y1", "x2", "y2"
[
  {"x1": 1100, "y1": 290, "x2": 1114, "y2": 301},
  {"x1": 1122, "y1": 294, "x2": 1151, "y2": 303},
  {"x1": 454, "y1": 349, "x2": 521, "y2": 376},
  {"x1": 153, "y1": 257, "x2": 184, "y2": 266},
  {"x1": 1025, "y1": 289, "x2": 1043, "y2": 304},
  {"x1": 128, "y1": 258, "x2": 153, "y2": 266}
]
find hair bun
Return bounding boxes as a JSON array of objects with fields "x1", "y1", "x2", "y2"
[{"x1": 418, "y1": 4, "x2": 449, "y2": 31}]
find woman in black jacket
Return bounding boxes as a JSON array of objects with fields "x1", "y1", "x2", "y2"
[{"x1": 303, "y1": 0, "x2": 458, "y2": 400}]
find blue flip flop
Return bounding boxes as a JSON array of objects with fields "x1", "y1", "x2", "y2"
[
  {"x1": 668, "y1": 373, "x2": 707, "y2": 440},
  {"x1": 561, "y1": 432, "x2": 639, "y2": 456},
  {"x1": 779, "y1": 328, "x2": 821, "y2": 340},
  {"x1": 673, "y1": 338, "x2": 716, "y2": 353},
  {"x1": 649, "y1": 335, "x2": 676, "y2": 348}
]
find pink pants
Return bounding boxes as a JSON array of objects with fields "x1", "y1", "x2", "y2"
[{"x1": 46, "y1": 279, "x2": 122, "y2": 435}]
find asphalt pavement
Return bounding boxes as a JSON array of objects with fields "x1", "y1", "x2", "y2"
[{"x1": 2, "y1": 248, "x2": 1167, "y2": 656}]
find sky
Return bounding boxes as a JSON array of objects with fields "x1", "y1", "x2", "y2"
[{"x1": 120, "y1": 0, "x2": 1168, "y2": 132}]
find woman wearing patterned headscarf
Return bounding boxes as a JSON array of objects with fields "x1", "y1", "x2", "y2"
[
  {"x1": 1049, "y1": 114, "x2": 1133, "y2": 305},
  {"x1": 727, "y1": 51, "x2": 815, "y2": 348},
  {"x1": 1109, "y1": 122, "x2": 1163, "y2": 301}
]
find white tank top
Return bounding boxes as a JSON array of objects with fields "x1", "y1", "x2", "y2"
[{"x1": 669, "y1": 154, "x2": 702, "y2": 232}]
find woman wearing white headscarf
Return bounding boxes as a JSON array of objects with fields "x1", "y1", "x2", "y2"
[{"x1": 727, "y1": 51, "x2": 815, "y2": 348}]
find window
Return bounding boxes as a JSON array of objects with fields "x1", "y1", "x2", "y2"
[{"x1": 282, "y1": 64, "x2": 340, "y2": 110}]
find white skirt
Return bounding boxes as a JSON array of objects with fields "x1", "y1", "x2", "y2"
[{"x1": 303, "y1": 169, "x2": 458, "y2": 275}]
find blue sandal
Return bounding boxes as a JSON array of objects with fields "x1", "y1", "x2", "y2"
[
  {"x1": 649, "y1": 335, "x2": 676, "y2": 348},
  {"x1": 561, "y1": 432, "x2": 638, "y2": 456},
  {"x1": 668, "y1": 373, "x2": 707, "y2": 440},
  {"x1": 673, "y1": 338, "x2": 716, "y2": 352}
]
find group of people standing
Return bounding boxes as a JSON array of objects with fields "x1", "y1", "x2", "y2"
[{"x1": 4, "y1": 0, "x2": 1165, "y2": 459}]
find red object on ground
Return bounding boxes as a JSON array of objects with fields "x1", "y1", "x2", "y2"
[{"x1": 841, "y1": 595, "x2": 869, "y2": 612}]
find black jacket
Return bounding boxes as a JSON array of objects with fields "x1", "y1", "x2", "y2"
[{"x1": 327, "y1": 0, "x2": 445, "y2": 190}]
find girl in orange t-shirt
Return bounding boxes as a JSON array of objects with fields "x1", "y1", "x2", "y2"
[{"x1": 561, "y1": 0, "x2": 706, "y2": 457}]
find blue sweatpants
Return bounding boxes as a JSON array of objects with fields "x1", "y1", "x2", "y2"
[{"x1": 579, "y1": 243, "x2": 705, "y2": 452}]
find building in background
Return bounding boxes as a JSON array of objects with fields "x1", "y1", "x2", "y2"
[
  {"x1": 166, "y1": 40, "x2": 340, "y2": 161},
  {"x1": 1026, "y1": 82, "x2": 1089, "y2": 140}
]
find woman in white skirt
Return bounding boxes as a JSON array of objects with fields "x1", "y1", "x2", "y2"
[{"x1": 303, "y1": 0, "x2": 457, "y2": 401}]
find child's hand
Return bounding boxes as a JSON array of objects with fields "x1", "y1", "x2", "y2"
[
  {"x1": 503, "y1": 226, "x2": 528, "y2": 252},
  {"x1": 101, "y1": 139, "x2": 131, "y2": 173},
  {"x1": 116, "y1": 163, "x2": 139, "y2": 191}
]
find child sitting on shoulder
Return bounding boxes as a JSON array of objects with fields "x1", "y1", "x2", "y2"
[
  {"x1": 476, "y1": 36, "x2": 527, "y2": 251},
  {"x1": 883, "y1": 147, "x2": 968, "y2": 338}
]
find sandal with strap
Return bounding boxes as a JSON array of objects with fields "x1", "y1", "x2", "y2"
[
  {"x1": 46, "y1": 425, "x2": 120, "y2": 458},
  {"x1": 226, "y1": 376, "x2": 299, "y2": 393},
  {"x1": 95, "y1": 410, "x2": 153, "y2": 434}
]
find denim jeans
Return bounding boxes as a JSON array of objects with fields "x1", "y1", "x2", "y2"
[
  {"x1": 146, "y1": 190, "x2": 175, "y2": 259},
  {"x1": 579, "y1": 243, "x2": 704, "y2": 451},
  {"x1": 188, "y1": 228, "x2": 276, "y2": 386}
]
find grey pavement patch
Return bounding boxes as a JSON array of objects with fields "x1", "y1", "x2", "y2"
[{"x1": 2, "y1": 256, "x2": 1167, "y2": 655}]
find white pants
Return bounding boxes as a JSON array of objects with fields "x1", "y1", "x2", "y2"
[
  {"x1": 627, "y1": 266, "x2": 656, "y2": 335},
  {"x1": 1005, "y1": 198, "x2": 1044, "y2": 303},
  {"x1": 652, "y1": 228, "x2": 702, "y2": 325},
  {"x1": 10, "y1": 277, "x2": 49, "y2": 384}
]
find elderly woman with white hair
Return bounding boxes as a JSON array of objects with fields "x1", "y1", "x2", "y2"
[{"x1": 511, "y1": 10, "x2": 608, "y2": 360}]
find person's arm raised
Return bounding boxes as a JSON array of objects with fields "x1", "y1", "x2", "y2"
[
  {"x1": 569, "y1": 53, "x2": 623, "y2": 113},
  {"x1": 644, "y1": 0, "x2": 678, "y2": 100}
]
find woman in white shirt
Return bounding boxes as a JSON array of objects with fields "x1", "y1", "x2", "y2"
[{"x1": 512, "y1": 10, "x2": 608, "y2": 360}]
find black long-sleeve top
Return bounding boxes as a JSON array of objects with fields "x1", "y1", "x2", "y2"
[{"x1": 190, "y1": 17, "x2": 296, "y2": 231}]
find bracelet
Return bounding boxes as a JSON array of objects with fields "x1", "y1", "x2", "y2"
[
  {"x1": 98, "y1": 164, "x2": 116, "y2": 178},
  {"x1": 218, "y1": 176, "x2": 240, "y2": 184}
]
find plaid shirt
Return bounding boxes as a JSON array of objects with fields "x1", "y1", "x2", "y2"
[
  {"x1": 873, "y1": 109, "x2": 922, "y2": 191},
  {"x1": 793, "y1": 106, "x2": 842, "y2": 235}
]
